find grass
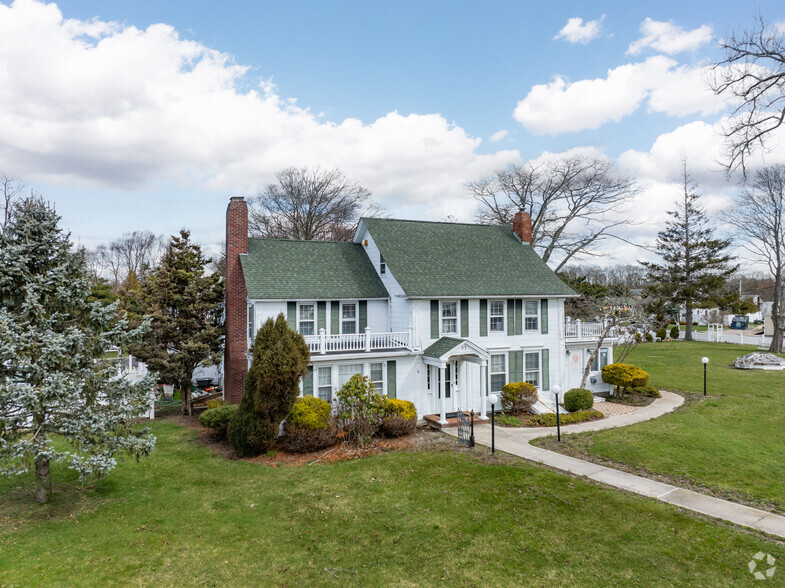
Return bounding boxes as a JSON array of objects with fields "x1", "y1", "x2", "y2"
[
  {"x1": 666, "y1": 323, "x2": 708, "y2": 332},
  {"x1": 2, "y1": 421, "x2": 784, "y2": 586},
  {"x1": 535, "y1": 341, "x2": 785, "y2": 513}
]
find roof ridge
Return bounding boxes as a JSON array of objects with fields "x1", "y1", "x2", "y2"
[
  {"x1": 362, "y1": 217, "x2": 510, "y2": 228},
  {"x1": 248, "y1": 237, "x2": 361, "y2": 245}
]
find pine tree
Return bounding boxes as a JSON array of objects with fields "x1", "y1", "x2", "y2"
[
  {"x1": 130, "y1": 230, "x2": 224, "y2": 415},
  {"x1": 642, "y1": 164, "x2": 738, "y2": 341},
  {"x1": 0, "y1": 198, "x2": 156, "y2": 503}
]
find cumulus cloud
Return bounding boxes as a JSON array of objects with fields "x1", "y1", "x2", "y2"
[
  {"x1": 627, "y1": 18, "x2": 713, "y2": 55},
  {"x1": 554, "y1": 15, "x2": 605, "y2": 45},
  {"x1": 513, "y1": 56, "x2": 725, "y2": 135},
  {"x1": 488, "y1": 129, "x2": 508, "y2": 142},
  {"x1": 0, "y1": 0, "x2": 520, "y2": 216}
]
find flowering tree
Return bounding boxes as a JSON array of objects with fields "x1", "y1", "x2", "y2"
[{"x1": 0, "y1": 198, "x2": 156, "y2": 503}]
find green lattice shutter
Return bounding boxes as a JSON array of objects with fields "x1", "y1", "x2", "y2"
[
  {"x1": 509, "y1": 350, "x2": 523, "y2": 383},
  {"x1": 541, "y1": 299, "x2": 549, "y2": 335},
  {"x1": 317, "y1": 301, "x2": 326, "y2": 333},
  {"x1": 431, "y1": 300, "x2": 439, "y2": 339},
  {"x1": 331, "y1": 301, "x2": 340, "y2": 334},
  {"x1": 515, "y1": 300, "x2": 523, "y2": 335},
  {"x1": 287, "y1": 301, "x2": 296, "y2": 330},
  {"x1": 541, "y1": 349, "x2": 550, "y2": 391},
  {"x1": 359, "y1": 300, "x2": 367, "y2": 330},
  {"x1": 479, "y1": 299, "x2": 488, "y2": 337},
  {"x1": 303, "y1": 366, "x2": 313, "y2": 396},
  {"x1": 387, "y1": 361, "x2": 397, "y2": 399},
  {"x1": 507, "y1": 300, "x2": 515, "y2": 336},
  {"x1": 460, "y1": 299, "x2": 469, "y2": 337}
]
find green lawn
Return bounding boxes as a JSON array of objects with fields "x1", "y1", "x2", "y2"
[
  {"x1": 1, "y1": 421, "x2": 783, "y2": 587},
  {"x1": 536, "y1": 341, "x2": 785, "y2": 513}
]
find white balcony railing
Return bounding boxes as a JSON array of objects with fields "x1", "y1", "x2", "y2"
[
  {"x1": 303, "y1": 327, "x2": 412, "y2": 355},
  {"x1": 565, "y1": 321, "x2": 617, "y2": 340}
]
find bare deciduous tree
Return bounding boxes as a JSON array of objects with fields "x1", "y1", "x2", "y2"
[
  {"x1": 248, "y1": 167, "x2": 383, "y2": 241},
  {"x1": 0, "y1": 173, "x2": 24, "y2": 232},
  {"x1": 89, "y1": 231, "x2": 164, "y2": 285},
  {"x1": 468, "y1": 155, "x2": 638, "y2": 271},
  {"x1": 728, "y1": 164, "x2": 785, "y2": 352},
  {"x1": 711, "y1": 16, "x2": 785, "y2": 177}
]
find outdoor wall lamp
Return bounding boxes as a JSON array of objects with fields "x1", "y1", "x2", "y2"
[{"x1": 701, "y1": 356, "x2": 709, "y2": 396}]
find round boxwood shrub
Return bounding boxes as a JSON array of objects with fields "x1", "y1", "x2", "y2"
[
  {"x1": 380, "y1": 398, "x2": 417, "y2": 437},
  {"x1": 563, "y1": 388, "x2": 594, "y2": 412},
  {"x1": 282, "y1": 396, "x2": 337, "y2": 453},
  {"x1": 198, "y1": 404, "x2": 238, "y2": 439},
  {"x1": 656, "y1": 327, "x2": 667, "y2": 341},
  {"x1": 501, "y1": 381, "x2": 538, "y2": 416},
  {"x1": 669, "y1": 326, "x2": 680, "y2": 339},
  {"x1": 644, "y1": 332, "x2": 654, "y2": 342}
]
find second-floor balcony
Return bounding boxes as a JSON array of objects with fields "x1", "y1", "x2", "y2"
[
  {"x1": 303, "y1": 328, "x2": 412, "y2": 355},
  {"x1": 565, "y1": 321, "x2": 618, "y2": 340}
]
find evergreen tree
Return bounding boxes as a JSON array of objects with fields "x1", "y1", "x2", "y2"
[
  {"x1": 227, "y1": 314, "x2": 309, "y2": 457},
  {"x1": 642, "y1": 165, "x2": 737, "y2": 341},
  {"x1": 131, "y1": 230, "x2": 224, "y2": 415},
  {"x1": 0, "y1": 198, "x2": 155, "y2": 503}
]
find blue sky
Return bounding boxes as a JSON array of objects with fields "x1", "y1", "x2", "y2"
[{"x1": 2, "y1": 0, "x2": 784, "y2": 265}]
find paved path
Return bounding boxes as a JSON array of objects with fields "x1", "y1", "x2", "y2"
[{"x1": 445, "y1": 392, "x2": 785, "y2": 539}]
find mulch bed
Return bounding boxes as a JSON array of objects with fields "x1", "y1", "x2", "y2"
[{"x1": 604, "y1": 394, "x2": 657, "y2": 407}]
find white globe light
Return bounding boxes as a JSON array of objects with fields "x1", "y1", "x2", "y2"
[
  {"x1": 702, "y1": 357, "x2": 710, "y2": 364},
  {"x1": 488, "y1": 393, "x2": 498, "y2": 405},
  {"x1": 552, "y1": 384, "x2": 562, "y2": 395}
]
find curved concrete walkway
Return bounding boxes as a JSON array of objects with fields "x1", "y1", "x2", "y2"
[{"x1": 445, "y1": 392, "x2": 785, "y2": 539}]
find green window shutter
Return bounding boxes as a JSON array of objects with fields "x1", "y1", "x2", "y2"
[
  {"x1": 509, "y1": 350, "x2": 523, "y2": 383},
  {"x1": 460, "y1": 299, "x2": 469, "y2": 337},
  {"x1": 287, "y1": 301, "x2": 296, "y2": 330},
  {"x1": 507, "y1": 299, "x2": 515, "y2": 336},
  {"x1": 303, "y1": 366, "x2": 313, "y2": 396},
  {"x1": 317, "y1": 301, "x2": 326, "y2": 332},
  {"x1": 515, "y1": 300, "x2": 523, "y2": 335},
  {"x1": 479, "y1": 299, "x2": 488, "y2": 337},
  {"x1": 359, "y1": 300, "x2": 368, "y2": 330},
  {"x1": 387, "y1": 361, "x2": 397, "y2": 398},
  {"x1": 331, "y1": 301, "x2": 340, "y2": 334},
  {"x1": 540, "y1": 299, "x2": 549, "y2": 334},
  {"x1": 430, "y1": 300, "x2": 439, "y2": 339},
  {"x1": 541, "y1": 349, "x2": 550, "y2": 391}
]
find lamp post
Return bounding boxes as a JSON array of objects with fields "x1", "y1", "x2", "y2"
[
  {"x1": 701, "y1": 357, "x2": 709, "y2": 396},
  {"x1": 552, "y1": 385, "x2": 562, "y2": 442},
  {"x1": 488, "y1": 393, "x2": 498, "y2": 454}
]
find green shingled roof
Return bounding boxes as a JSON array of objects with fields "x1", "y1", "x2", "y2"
[
  {"x1": 240, "y1": 238, "x2": 389, "y2": 300},
  {"x1": 423, "y1": 337, "x2": 464, "y2": 358},
  {"x1": 360, "y1": 218, "x2": 576, "y2": 297}
]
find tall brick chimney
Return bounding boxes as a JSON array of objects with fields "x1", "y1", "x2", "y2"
[
  {"x1": 513, "y1": 209, "x2": 532, "y2": 246},
  {"x1": 224, "y1": 197, "x2": 248, "y2": 404}
]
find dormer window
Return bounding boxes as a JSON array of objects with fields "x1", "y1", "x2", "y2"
[{"x1": 380, "y1": 254, "x2": 386, "y2": 275}]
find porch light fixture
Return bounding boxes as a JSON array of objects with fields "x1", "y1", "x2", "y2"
[
  {"x1": 565, "y1": 348, "x2": 571, "y2": 355},
  {"x1": 701, "y1": 357, "x2": 709, "y2": 396},
  {"x1": 488, "y1": 393, "x2": 498, "y2": 454},
  {"x1": 552, "y1": 385, "x2": 562, "y2": 442}
]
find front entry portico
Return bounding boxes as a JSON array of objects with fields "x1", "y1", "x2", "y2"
[{"x1": 422, "y1": 337, "x2": 490, "y2": 425}]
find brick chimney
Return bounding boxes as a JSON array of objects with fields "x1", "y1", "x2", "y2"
[
  {"x1": 513, "y1": 210, "x2": 532, "y2": 245},
  {"x1": 224, "y1": 197, "x2": 248, "y2": 404}
]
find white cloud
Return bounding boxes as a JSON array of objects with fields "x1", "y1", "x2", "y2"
[
  {"x1": 627, "y1": 18, "x2": 713, "y2": 55},
  {"x1": 0, "y1": 0, "x2": 521, "y2": 218},
  {"x1": 488, "y1": 129, "x2": 508, "y2": 142},
  {"x1": 513, "y1": 56, "x2": 725, "y2": 135},
  {"x1": 554, "y1": 15, "x2": 605, "y2": 45}
]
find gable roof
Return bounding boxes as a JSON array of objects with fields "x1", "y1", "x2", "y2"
[
  {"x1": 240, "y1": 238, "x2": 389, "y2": 300},
  {"x1": 358, "y1": 218, "x2": 576, "y2": 297},
  {"x1": 422, "y1": 337, "x2": 464, "y2": 358}
]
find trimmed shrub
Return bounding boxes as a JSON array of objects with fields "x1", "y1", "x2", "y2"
[
  {"x1": 288, "y1": 396, "x2": 332, "y2": 430},
  {"x1": 380, "y1": 398, "x2": 417, "y2": 437},
  {"x1": 334, "y1": 374, "x2": 386, "y2": 445},
  {"x1": 629, "y1": 385, "x2": 661, "y2": 398},
  {"x1": 601, "y1": 363, "x2": 650, "y2": 397},
  {"x1": 679, "y1": 321, "x2": 686, "y2": 325},
  {"x1": 531, "y1": 409, "x2": 603, "y2": 427},
  {"x1": 227, "y1": 406, "x2": 279, "y2": 458},
  {"x1": 644, "y1": 332, "x2": 654, "y2": 342},
  {"x1": 563, "y1": 388, "x2": 594, "y2": 412},
  {"x1": 199, "y1": 404, "x2": 238, "y2": 438},
  {"x1": 634, "y1": 332, "x2": 643, "y2": 343},
  {"x1": 282, "y1": 426, "x2": 337, "y2": 453},
  {"x1": 497, "y1": 414, "x2": 522, "y2": 427},
  {"x1": 656, "y1": 327, "x2": 667, "y2": 341},
  {"x1": 501, "y1": 381, "x2": 539, "y2": 416},
  {"x1": 282, "y1": 396, "x2": 337, "y2": 454},
  {"x1": 669, "y1": 326, "x2": 680, "y2": 340}
]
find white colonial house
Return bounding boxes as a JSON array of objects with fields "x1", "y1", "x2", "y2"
[{"x1": 223, "y1": 197, "x2": 615, "y2": 423}]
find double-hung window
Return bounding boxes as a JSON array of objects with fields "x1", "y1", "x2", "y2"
[
  {"x1": 370, "y1": 362, "x2": 384, "y2": 394},
  {"x1": 591, "y1": 348, "x2": 609, "y2": 371},
  {"x1": 490, "y1": 354, "x2": 506, "y2": 395},
  {"x1": 317, "y1": 367, "x2": 333, "y2": 402},
  {"x1": 524, "y1": 301, "x2": 539, "y2": 331},
  {"x1": 489, "y1": 300, "x2": 505, "y2": 333},
  {"x1": 247, "y1": 304, "x2": 255, "y2": 340},
  {"x1": 524, "y1": 352, "x2": 540, "y2": 387},
  {"x1": 299, "y1": 303, "x2": 315, "y2": 335},
  {"x1": 380, "y1": 254, "x2": 386, "y2": 275},
  {"x1": 341, "y1": 302, "x2": 357, "y2": 334},
  {"x1": 441, "y1": 301, "x2": 458, "y2": 335},
  {"x1": 338, "y1": 364, "x2": 363, "y2": 388}
]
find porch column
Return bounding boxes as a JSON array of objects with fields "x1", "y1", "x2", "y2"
[
  {"x1": 439, "y1": 363, "x2": 447, "y2": 425},
  {"x1": 452, "y1": 361, "x2": 458, "y2": 414},
  {"x1": 480, "y1": 360, "x2": 488, "y2": 419}
]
